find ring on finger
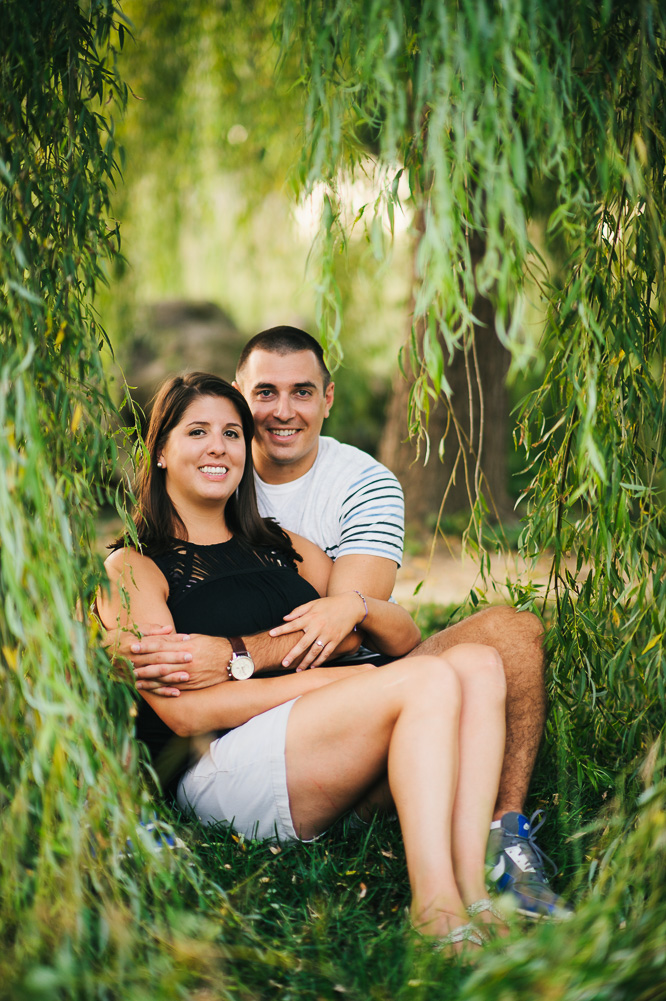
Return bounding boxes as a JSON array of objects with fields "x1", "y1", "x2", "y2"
[{"x1": 315, "y1": 639, "x2": 324, "y2": 647}]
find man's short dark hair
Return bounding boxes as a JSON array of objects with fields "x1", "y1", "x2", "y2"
[{"x1": 236, "y1": 326, "x2": 332, "y2": 388}]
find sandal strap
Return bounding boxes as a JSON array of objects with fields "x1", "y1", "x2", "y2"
[
  {"x1": 467, "y1": 897, "x2": 505, "y2": 920},
  {"x1": 437, "y1": 921, "x2": 487, "y2": 947}
]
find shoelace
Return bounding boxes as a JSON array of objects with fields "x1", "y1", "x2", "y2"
[{"x1": 513, "y1": 809, "x2": 558, "y2": 880}]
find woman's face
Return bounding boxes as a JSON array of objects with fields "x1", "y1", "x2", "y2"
[{"x1": 157, "y1": 395, "x2": 246, "y2": 510}]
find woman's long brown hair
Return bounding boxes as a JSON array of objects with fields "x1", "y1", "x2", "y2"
[{"x1": 113, "y1": 371, "x2": 300, "y2": 561}]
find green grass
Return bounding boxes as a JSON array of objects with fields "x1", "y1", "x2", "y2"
[
  {"x1": 149, "y1": 600, "x2": 643, "y2": 1000},
  {"x1": 157, "y1": 740, "x2": 666, "y2": 1001},
  {"x1": 168, "y1": 812, "x2": 491, "y2": 999}
]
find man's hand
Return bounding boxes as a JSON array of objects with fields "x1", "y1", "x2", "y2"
[
  {"x1": 130, "y1": 632, "x2": 233, "y2": 696},
  {"x1": 102, "y1": 616, "x2": 189, "y2": 656},
  {"x1": 105, "y1": 618, "x2": 350, "y2": 700},
  {"x1": 103, "y1": 622, "x2": 198, "y2": 697},
  {"x1": 103, "y1": 622, "x2": 181, "y2": 659},
  {"x1": 121, "y1": 629, "x2": 313, "y2": 697}
]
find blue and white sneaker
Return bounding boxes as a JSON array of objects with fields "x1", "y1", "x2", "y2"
[
  {"x1": 124, "y1": 820, "x2": 188, "y2": 856},
  {"x1": 486, "y1": 810, "x2": 572, "y2": 920}
]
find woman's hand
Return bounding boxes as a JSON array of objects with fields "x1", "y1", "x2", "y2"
[{"x1": 269, "y1": 592, "x2": 367, "y2": 670}]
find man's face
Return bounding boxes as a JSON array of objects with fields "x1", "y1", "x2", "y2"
[{"x1": 235, "y1": 349, "x2": 334, "y2": 483}]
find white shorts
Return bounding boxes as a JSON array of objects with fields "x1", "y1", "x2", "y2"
[{"x1": 176, "y1": 699, "x2": 302, "y2": 842}]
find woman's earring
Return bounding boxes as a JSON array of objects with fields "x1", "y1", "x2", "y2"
[{"x1": 157, "y1": 460, "x2": 164, "y2": 468}]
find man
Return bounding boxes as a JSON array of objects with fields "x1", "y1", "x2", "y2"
[
  {"x1": 235, "y1": 327, "x2": 404, "y2": 670},
  {"x1": 121, "y1": 326, "x2": 566, "y2": 918}
]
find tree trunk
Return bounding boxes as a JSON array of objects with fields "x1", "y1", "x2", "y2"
[{"x1": 379, "y1": 231, "x2": 512, "y2": 531}]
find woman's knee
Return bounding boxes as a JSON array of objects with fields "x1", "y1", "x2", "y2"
[
  {"x1": 443, "y1": 643, "x2": 507, "y2": 700},
  {"x1": 397, "y1": 655, "x2": 463, "y2": 710}
]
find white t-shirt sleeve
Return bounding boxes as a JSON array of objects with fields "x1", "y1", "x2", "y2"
[
  {"x1": 336, "y1": 463, "x2": 404, "y2": 564},
  {"x1": 254, "y1": 438, "x2": 405, "y2": 566}
]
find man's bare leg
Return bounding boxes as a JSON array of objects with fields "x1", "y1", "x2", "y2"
[{"x1": 407, "y1": 607, "x2": 546, "y2": 819}]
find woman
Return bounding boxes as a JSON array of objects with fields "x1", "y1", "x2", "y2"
[{"x1": 98, "y1": 372, "x2": 506, "y2": 951}]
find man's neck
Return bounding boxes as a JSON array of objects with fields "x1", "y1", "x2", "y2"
[{"x1": 253, "y1": 444, "x2": 320, "y2": 485}]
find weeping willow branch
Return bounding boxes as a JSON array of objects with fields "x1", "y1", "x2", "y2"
[
  {"x1": 0, "y1": 3, "x2": 279, "y2": 996},
  {"x1": 278, "y1": 0, "x2": 666, "y2": 796}
]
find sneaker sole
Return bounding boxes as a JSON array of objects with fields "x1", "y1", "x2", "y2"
[{"x1": 515, "y1": 905, "x2": 574, "y2": 922}]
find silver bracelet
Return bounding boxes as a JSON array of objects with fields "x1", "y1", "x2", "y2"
[{"x1": 353, "y1": 590, "x2": 368, "y2": 625}]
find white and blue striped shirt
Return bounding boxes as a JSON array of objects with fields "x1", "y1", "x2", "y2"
[{"x1": 254, "y1": 436, "x2": 404, "y2": 565}]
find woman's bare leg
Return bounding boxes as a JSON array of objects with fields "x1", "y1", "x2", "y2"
[
  {"x1": 440, "y1": 645, "x2": 507, "y2": 912},
  {"x1": 284, "y1": 647, "x2": 506, "y2": 939},
  {"x1": 395, "y1": 644, "x2": 507, "y2": 933},
  {"x1": 351, "y1": 646, "x2": 507, "y2": 927}
]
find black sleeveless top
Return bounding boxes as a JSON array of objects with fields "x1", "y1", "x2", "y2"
[{"x1": 136, "y1": 535, "x2": 319, "y2": 794}]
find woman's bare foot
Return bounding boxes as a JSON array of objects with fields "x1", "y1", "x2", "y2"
[
  {"x1": 410, "y1": 905, "x2": 486, "y2": 957},
  {"x1": 466, "y1": 897, "x2": 510, "y2": 939}
]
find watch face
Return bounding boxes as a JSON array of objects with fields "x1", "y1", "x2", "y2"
[{"x1": 230, "y1": 655, "x2": 254, "y2": 680}]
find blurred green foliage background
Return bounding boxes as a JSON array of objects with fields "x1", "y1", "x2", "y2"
[{"x1": 1, "y1": 1, "x2": 666, "y2": 998}]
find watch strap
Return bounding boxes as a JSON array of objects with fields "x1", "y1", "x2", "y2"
[{"x1": 228, "y1": 635, "x2": 250, "y2": 657}]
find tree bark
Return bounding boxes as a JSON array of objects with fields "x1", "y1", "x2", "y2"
[{"x1": 379, "y1": 231, "x2": 512, "y2": 530}]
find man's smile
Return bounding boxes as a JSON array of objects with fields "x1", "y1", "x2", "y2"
[{"x1": 267, "y1": 428, "x2": 301, "y2": 438}]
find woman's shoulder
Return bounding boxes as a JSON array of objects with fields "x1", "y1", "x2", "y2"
[
  {"x1": 284, "y1": 530, "x2": 314, "y2": 556},
  {"x1": 104, "y1": 544, "x2": 167, "y2": 588},
  {"x1": 284, "y1": 531, "x2": 331, "y2": 596}
]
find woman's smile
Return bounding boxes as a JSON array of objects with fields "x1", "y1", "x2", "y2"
[{"x1": 199, "y1": 464, "x2": 229, "y2": 476}]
